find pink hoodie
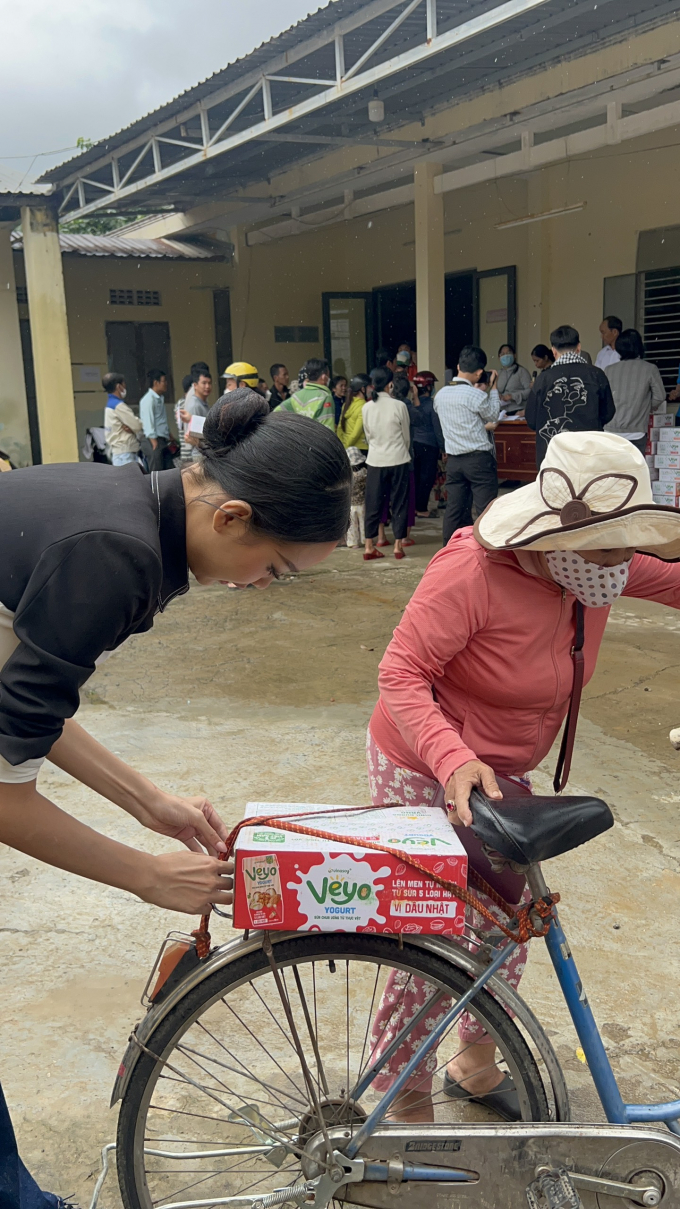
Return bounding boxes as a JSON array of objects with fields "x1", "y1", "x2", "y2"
[{"x1": 370, "y1": 528, "x2": 680, "y2": 786}]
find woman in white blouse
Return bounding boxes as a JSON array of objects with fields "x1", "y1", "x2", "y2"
[{"x1": 362, "y1": 367, "x2": 412, "y2": 561}]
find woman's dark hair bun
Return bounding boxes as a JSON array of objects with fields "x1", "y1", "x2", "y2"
[
  {"x1": 202, "y1": 388, "x2": 269, "y2": 453},
  {"x1": 196, "y1": 389, "x2": 352, "y2": 545}
]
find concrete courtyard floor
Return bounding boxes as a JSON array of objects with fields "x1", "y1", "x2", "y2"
[{"x1": 3, "y1": 514, "x2": 680, "y2": 1204}]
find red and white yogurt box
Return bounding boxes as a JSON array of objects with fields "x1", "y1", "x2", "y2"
[
  {"x1": 652, "y1": 414, "x2": 675, "y2": 429},
  {"x1": 233, "y1": 802, "x2": 468, "y2": 936},
  {"x1": 657, "y1": 466, "x2": 680, "y2": 483},
  {"x1": 654, "y1": 453, "x2": 680, "y2": 469}
]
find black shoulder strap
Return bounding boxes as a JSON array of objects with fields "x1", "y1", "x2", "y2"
[{"x1": 553, "y1": 601, "x2": 585, "y2": 793}]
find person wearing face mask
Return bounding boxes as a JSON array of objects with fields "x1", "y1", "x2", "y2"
[
  {"x1": 103, "y1": 372, "x2": 143, "y2": 466},
  {"x1": 496, "y1": 343, "x2": 532, "y2": 413},
  {"x1": 396, "y1": 342, "x2": 418, "y2": 381},
  {"x1": 365, "y1": 430, "x2": 680, "y2": 1125}
]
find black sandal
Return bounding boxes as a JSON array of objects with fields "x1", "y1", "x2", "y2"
[{"x1": 442, "y1": 1070, "x2": 521, "y2": 1121}]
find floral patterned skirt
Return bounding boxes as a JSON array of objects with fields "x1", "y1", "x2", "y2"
[{"x1": 366, "y1": 727, "x2": 530, "y2": 1095}]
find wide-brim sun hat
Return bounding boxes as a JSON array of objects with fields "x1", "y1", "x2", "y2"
[{"x1": 474, "y1": 431, "x2": 680, "y2": 560}]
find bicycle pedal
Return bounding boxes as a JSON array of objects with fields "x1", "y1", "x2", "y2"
[{"x1": 526, "y1": 1167, "x2": 583, "y2": 1209}]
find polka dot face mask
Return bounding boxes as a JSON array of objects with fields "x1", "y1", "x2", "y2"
[{"x1": 544, "y1": 550, "x2": 632, "y2": 607}]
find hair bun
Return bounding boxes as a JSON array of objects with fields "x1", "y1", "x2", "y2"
[{"x1": 202, "y1": 389, "x2": 269, "y2": 454}]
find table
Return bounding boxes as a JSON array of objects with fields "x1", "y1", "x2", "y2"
[{"x1": 494, "y1": 419, "x2": 537, "y2": 482}]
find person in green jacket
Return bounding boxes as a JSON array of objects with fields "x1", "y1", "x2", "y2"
[
  {"x1": 275, "y1": 358, "x2": 335, "y2": 429},
  {"x1": 337, "y1": 373, "x2": 370, "y2": 451}
]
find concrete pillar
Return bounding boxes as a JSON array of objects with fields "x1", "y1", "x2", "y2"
[
  {"x1": 0, "y1": 225, "x2": 32, "y2": 465},
  {"x1": 414, "y1": 162, "x2": 445, "y2": 384},
  {"x1": 525, "y1": 173, "x2": 551, "y2": 350},
  {"x1": 20, "y1": 205, "x2": 78, "y2": 463}
]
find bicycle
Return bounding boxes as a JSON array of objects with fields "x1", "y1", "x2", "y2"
[{"x1": 112, "y1": 789, "x2": 680, "y2": 1208}]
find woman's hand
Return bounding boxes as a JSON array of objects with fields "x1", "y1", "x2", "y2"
[
  {"x1": 135, "y1": 792, "x2": 230, "y2": 856},
  {"x1": 444, "y1": 760, "x2": 502, "y2": 827},
  {"x1": 140, "y1": 851, "x2": 234, "y2": 915}
]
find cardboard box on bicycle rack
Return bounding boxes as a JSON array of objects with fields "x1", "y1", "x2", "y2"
[{"x1": 233, "y1": 801, "x2": 468, "y2": 936}]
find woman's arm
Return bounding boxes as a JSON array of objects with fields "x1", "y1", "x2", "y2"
[
  {"x1": 378, "y1": 546, "x2": 488, "y2": 785},
  {"x1": 378, "y1": 547, "x2": 500, "y2": 823},
  {"x1": 511, "y1": 366, "x2": 532, "y2": 406},
  {"x1": 0, "y1": 780, "x2": 232, "y2": 914},
  {"x1": 624, "y1": 554, "x2": 680, "y2": 608},
  {"x1": 48, "y1": 718, "x2": 228, "y2": 853},
  {"x1": 649, "y1": 363, "x2": 667, "y2": 411},
  {"x1": 399, "y1": 402, "x2": 411, "y2": 454}
]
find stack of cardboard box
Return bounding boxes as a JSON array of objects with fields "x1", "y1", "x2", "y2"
[{"x1": 645, "y1": 413, "x2": 679, "y2": 506}]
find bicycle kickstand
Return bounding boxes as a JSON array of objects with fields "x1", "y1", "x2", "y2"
[{"x1": 526, "y1": 1167, "x2": 584, "y2": 1209}]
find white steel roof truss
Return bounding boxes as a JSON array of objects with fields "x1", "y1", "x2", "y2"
[{"x1": 58, "y1": 0, "x2": 551, "y2": 222}]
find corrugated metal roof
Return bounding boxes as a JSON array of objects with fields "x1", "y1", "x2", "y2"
[
  {"x1": 39, "y1": 0, "x2": 336, "y2": 182},
  {"x1": 10, "y1": 230, "x2": 219, "y2": 259},
  {"x1": 39, "y1": 0, "x2": 679, "y2": 214},
  {"x1": 0, "y1": 163, "x2": 52, "y2": 196}
]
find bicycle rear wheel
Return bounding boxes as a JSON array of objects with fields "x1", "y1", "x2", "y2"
[{"x1": 117, "y1": 933, "x2": 549, "y2": 1209}]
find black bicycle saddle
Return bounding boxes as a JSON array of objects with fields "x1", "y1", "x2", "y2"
[{"x1": 469, "y1": 789, "x2": 614, "y2": 866}]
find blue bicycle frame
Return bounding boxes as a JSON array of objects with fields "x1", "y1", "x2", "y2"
[
  {"x1": 344, "y1": 870, "x2": 680, "y2": 1162},
  {"x1": 544, "y1": 905, "x2": 680, "y2": 1131}
]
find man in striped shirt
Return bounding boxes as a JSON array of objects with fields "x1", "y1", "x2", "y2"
[{"x1": 434, "y1": 345, "x2": 500, "y2": 545}]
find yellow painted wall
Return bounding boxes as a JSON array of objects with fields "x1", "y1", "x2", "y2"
[
  {"x1": 13, "y1": 252, "x2": 230, "y2": 455},
  {"x1": 218, "y1": 121, "x2": 680, "y2": 380}
]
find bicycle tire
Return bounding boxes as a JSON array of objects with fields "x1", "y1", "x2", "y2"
[{"x1": 117, "y1": 932, "x2": 550, "y2": 1209}]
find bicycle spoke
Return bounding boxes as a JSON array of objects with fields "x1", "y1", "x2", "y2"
[
  {"x1": 124, "y1": 940, "x2": 544, "y2": 1209},
  {"x1": 177, "y1": 1041, "x2": 308, "y2": 1116},
  {"x1": 356, "y1": 965, "x2": 381, "y2": 1082},
  {"x1": 221, "y1": 997, "x2": 308, "y2": 1105},
  {"x1": 291, "y1": 964, "x2": 330, "y2": 1098}
]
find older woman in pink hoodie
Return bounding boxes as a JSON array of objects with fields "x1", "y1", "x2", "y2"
[{"x1": 367, "y1": 430, "x2": 680, "y2": 1123}]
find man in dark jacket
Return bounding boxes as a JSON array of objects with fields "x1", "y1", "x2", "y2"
[{"x1": 525, "y1": 324, "x2": 615, "y2": 466}]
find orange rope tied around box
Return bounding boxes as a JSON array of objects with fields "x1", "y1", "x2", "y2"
[{"x1": 192, "y1": 805, "x2": 559, "y2": 958}]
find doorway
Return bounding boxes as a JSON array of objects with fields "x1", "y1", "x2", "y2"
[
  {"x1": 372, "y1": 268, "x2": 516, "y2": 374},
  {"x1": 372, "y1": 282, "x2": 416, "y2": 361},
  {"x1": 105, "y1": 321, "x2": 174, "y2": 405},
  {"x1": 322, "y1": 293, "x2": 374, "y2": 379},
  {"x1": 474, "y1": 266, "x2": 517, "y2": 368},
  {"x1": 373, "y1": 274, "x2": 475, "y2": 374}
]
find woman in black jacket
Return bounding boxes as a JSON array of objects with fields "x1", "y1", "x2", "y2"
[
  {"x1": 409, "y1": 371, "x2": 445, "y2": 515},
  {"x1": 0, "y1": 391, "x2": 349, "y2": 911},
  {"x1": 0, "y1": 391, "x2": 351, "y2": 1205}
]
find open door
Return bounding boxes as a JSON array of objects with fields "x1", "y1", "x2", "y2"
[
  {"x1": 474, "y1": 267, "x2": 517, "y2": 368},
  {"x1": 322, "y1": 293, "x2": 374, "y2": 378}
]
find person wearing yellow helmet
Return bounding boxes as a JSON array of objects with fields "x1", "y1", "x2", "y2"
[{"x1": 223, "y1": 361, "x2": 260, "y2": 390}]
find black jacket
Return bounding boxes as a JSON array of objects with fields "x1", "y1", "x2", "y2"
[
  {"x1": 525, "y1": 359, "x2": 615, "y2": 466},
  {"x1": 408, "y1": 394, "x2": 445, "y2": 449},
  {"x1": 0, "y1": 464, "x2": 188, "y2": 766}
]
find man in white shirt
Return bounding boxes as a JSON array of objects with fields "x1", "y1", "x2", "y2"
[
  {"x1": 434, "y1": 345, "x2": 500, "y2": 545},
  {"x1": 595, "y1": 315, "x2": 622, "y2": 370},
  {"x1": 178, "y1": 364, "x2": 212, "y2": 463}
]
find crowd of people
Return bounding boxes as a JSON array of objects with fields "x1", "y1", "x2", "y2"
[{"x1": 101, "y1": 315, "x2": 676, "y2": 556}]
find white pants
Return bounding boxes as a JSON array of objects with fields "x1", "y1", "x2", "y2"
[{"x1": 346, "y1": 504, "x2": 366, "y2": 548}]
